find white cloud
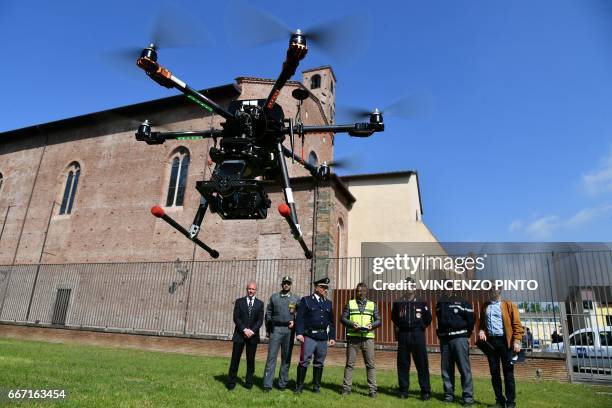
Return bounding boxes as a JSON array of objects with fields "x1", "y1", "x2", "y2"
[
  {"x1": 509, "y1": 205, "x2": 612, "y2": 239},
  {"x1": 583, "y1": 153, "x2": 612, "y2": 195},
  {"x1": 509, "y1": 150, "x2": 612, "y2": 239},
  {"x1": 567, "y1": 204, "x2": 612, "y2": 225},
  {"x1": 524, "y1": 215, "x2": 559, "y2": 239},
  {"x1": 508, "y1": 220, "x2": 523, "y2": 232}
]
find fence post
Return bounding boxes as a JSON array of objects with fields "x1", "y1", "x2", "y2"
[
  {"x1": 551, "y1": 251, "x2": 574, "y2": 383},
  {"x1": 559, "y1": 299, "x2": 573, "y2": 382},
  {"x1": 182, "y1": 246, "x2": 197, "y2": 335},
  {"x1": 25, "y1": 201, "x2": 56, "y2": 322}
]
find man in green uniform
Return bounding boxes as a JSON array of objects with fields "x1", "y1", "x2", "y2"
[{"x1": 263, "y1": 276, "x2": 300, "y2": 391}]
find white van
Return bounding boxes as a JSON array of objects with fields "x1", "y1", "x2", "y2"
[{"x1": 547, "y1": 326, "x2": 612, "y2": 374}]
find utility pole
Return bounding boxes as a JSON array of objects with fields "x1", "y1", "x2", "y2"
[
  {"x1": 25, "y1": 201, "x2": 57, "y2": 322},
  {"x1": 0, "y1": 204, "x2": 13, "y2": 244}
]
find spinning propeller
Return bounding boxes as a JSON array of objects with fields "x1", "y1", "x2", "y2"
[
  {"x1": 339, "y1": 93, "x2": 434, "y2": 122},
  {"x1": 105, "y1": 3, "x2": 213, "y2": 73},
  {"x1": 226, "y1": 1, "x2": 369, "y2": 60}
]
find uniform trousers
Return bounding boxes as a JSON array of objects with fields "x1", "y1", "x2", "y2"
[
  {"x1": 263, "y1": 326, "x2": 294, "y2": 389},
  {"x1": 440, "y1": 337, "x2": 474, "y2": 403},
  {"x1": 397, "y1": 330, "x2": 431, "y2": 395},
  {"x1": 342, "y1": 336, "x2": 377, "y2": 393},
  {"x1": 299, "y1": 335, "x2": 328, "y2": 368}
]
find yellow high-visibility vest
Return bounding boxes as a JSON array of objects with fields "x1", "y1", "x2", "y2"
[{"x1": 347, "y1": 299, "x2": 375, "y2": 339}]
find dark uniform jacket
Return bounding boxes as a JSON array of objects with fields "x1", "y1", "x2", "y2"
[
  {"x1": 232, "y1": 296, "x2": 264, "y2": 343},
  {"x1": 391, "y1": 297, "x2": 432, "y2": 332},
  {"x1": 436, "y1": 296, "x2": 475, "y2": 340},
  {"x1": 296, "y1": 294, "x2": 335, "y2": 341}
]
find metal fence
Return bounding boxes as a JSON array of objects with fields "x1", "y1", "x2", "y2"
[
  {"x1": 0, "y1": 259, "x2": 312, "y2": 337},
  {"x1": 0, "y1": 250, "x2": 611, "y2": 383}
]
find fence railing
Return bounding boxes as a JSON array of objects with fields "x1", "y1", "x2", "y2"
[
  {"x1": 0, "y1": 259, "x2": 312, "y2": 337},
  {"x1": 1, "y1": 251, "x2": 611, "y2": 381}
]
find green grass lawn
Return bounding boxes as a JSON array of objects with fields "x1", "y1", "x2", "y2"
[{"x1": 0, "y1": 338, "x2": 610, "y2": 407}]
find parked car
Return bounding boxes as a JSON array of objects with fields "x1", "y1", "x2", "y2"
[{"x1": 546, "y1": 326, "x2": 612, "y2": 374}]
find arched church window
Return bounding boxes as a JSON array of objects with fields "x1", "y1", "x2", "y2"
[
  {"x1": 166, "y1": 149, "x2": 190, "y2": 207},
  {"x1": 310, "y1": 74, "x2": 321, "y2": 89},
  {"x1": 59, "y1": 162, "x2": 80, "y2": 215}
]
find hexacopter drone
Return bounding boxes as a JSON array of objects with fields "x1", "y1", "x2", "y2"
[{"x1": 134, "y1": 29, "x2": 384, "y2": 259}]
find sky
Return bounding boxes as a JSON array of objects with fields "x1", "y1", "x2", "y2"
[{"x1": 1, "y1": 0, "x2": 611, "y2": 242}]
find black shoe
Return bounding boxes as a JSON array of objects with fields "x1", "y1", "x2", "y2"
[
  {"x1": 245, "y1": 383, "x2": 253, "y2": 390},
  {"x1": 226, "y1": 384, "x2": 236, "y2": 391},
  {"x1": 277, "y1": 386, "x2": 286, "y2": 391},
  {"x1": 369, "y1": 392, "x2": 377, "y2": 398},
  {"x1": 421, "y1": 393, "x2": 431, "y2": 401},
  {"x1": 506, "y1": 403, "x2": 515, "y2": 408},
  {"x1": 263, "y1": 388, "x2": 271, "y2": 393}
]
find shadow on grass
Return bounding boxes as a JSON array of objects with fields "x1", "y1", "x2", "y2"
[
  {"x1": 213, "y1": 373, "x2": 269, "y2": 390},
  {"x1": 213, "y1": 369, "x2": 483, "y2": 404}
]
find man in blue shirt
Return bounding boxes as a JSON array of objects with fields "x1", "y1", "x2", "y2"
[{"x1": 478, "y1": 289, "x2": 524, "y2": 408}]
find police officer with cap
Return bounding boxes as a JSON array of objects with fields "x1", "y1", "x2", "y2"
[
  {"x1": 436, "y1": 287, "x2": 475, "y2": 405},
  {"x1": 262, "y1": 276, "x2": 300, "y2": 391},
  {"x1": 294, "y1": 276, "x2": 336, "y2": 394},
  {"x1": 391, "y1": 277, "x2": 432, "y2": 400}
]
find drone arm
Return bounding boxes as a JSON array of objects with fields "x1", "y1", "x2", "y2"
[
  {"x1": 136, "y1": 126, "x2": 223, "y2": 145},
  {"x1": 264, "y1": 35, "x2": 308, "y2": 111},
  {"x1": 180, "y1": 84, "x2": 235, "y2": 121},
  {"x1": 296, "y1": 122, "x2": 385, "y2": 137},
  {"x1": 137, "y1": 56, "x2": 235, "y2": 121},
  {"x1": 281, "y1": 146, "x2": 318, "y2": 175},
  {"x1": 276, "y1": 142, "x2": 313, "y2": 259}
]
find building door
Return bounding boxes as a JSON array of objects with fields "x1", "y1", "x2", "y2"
[{"x1": 51, "y1": 289, "x2": 71, "y2": 325}]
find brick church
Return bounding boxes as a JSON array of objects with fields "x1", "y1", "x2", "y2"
[{"x1": 0, "y1": 67, "x2": 354, "y2": 265}]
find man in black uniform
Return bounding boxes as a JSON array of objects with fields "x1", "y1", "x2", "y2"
[
  {"x1": 436, "y1": 289, "x2": 475, "y2": 406},
  {"x1": 391, "y1": 277, "x2": 432, "y2": 400},
  {"x1": 294, "y1": 276, "x2": 336, "y2": 394}
]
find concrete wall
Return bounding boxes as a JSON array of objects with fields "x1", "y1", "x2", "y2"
[{"x1": 344, "y1": 172, "x2": 439, "y2": 259}]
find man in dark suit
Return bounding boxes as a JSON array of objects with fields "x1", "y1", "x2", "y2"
[{"x1": 227, "y1": 281, "x2": 264, "y2": 390}]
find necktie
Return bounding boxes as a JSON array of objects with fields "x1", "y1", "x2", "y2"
[{"x1": 248, "y1": 297, "x2": 253, "y2": 316}]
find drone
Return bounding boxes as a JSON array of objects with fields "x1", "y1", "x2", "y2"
[{"x1": 133, "y1": 30, "x2": 384, "y2": 259}]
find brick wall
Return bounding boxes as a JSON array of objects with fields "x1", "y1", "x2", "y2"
[{"x1": 0, "y1": 77, "x2": 344, "y2": 265}]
